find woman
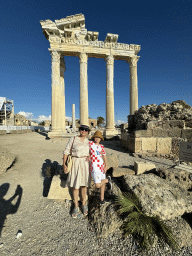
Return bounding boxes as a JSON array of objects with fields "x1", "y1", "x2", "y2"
[{"x1": 63, "y1": 124, "x2": 90, "y2": 218}]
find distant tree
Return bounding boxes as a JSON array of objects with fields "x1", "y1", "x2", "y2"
[
  {"x1": 39, "y1": 121, "x2": 45, "y2": 126},
  {"x1": 97, "y1": 116, "x2": 105, "y2": 127}
]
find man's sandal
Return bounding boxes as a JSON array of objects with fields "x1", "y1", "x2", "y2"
[
  {"x1": 72, "y1": 207, "x2": 79, "y2": 218},
  {"x1": 82, "y1": 205, "x2": 88, "y2": 216}
]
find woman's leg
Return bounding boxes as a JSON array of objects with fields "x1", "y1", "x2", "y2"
[
  {"x1": 73, "y1": 188, "x2": 79, "y2": 208},
  {"x1": 81, "y1": 186, "x2": 87, "y2": 206}
]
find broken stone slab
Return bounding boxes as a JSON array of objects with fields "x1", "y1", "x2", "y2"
[
  {"x1": 122, "y1": 173, "x2": 192, "y2": 220},
  {"x1": 134, "y1": 161, "x2": 156, "y2": 175},
  {"x1": 47, "y1": 175, "x2": 72, "y2": 200},
  {"x1": 107, "y1": 153, "x2": 119, "y2": 168},
  {"x1": 48, "y1": 175, "x2": 88, "y2": 201},
  {"x1": 112, "y1": 167, "x2": 135, "y2": 177}
]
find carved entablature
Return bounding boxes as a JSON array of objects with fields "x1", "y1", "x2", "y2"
[
  {"x1": 40, "y1": 14, "x2": 141, "y2": 54},
  {"x1": 104, "y1": 33, "x2": 119, "y2": 43}
]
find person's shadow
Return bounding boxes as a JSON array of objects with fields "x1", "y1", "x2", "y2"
[{"x1": 0, "y1": 183, "x2": 23, "y2": 237}]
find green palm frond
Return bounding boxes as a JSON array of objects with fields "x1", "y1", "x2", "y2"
[
  {"x1": 115, "y1": 192, "x2": 142, "y2": 214},
  {"x1": 115, "y1": 192, "x2": 179, "y2": 252}
]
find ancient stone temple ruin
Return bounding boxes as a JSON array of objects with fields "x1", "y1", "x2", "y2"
[{"x1": 40, "y1": 14, "x2": 141, "y2": 138}]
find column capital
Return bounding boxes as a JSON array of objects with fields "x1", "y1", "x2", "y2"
[
  {"x1": 127, "y1": 56, "x2": 140, "y2": 67},
  {"x1": 79, "y1": 52, "x2": 88, "y2": 63},
  {"x1": 105, "y1": 55, "x2": 114, "y2": 66},
  {"x1": 50, "y1": 50, "x2": 61, "y2": 62}
]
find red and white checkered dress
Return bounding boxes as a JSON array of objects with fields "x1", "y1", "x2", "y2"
[{"x1": 89, "y1": 141, "x2": 106, "y2": 175}]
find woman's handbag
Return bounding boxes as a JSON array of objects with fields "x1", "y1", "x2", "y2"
[{"x1": 65, "y1": 137, "x2": 75, "y2": 174}]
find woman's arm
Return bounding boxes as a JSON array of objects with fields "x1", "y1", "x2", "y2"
[{"x1": 63, "y1": 154, "x2": 69, "y2": 173}]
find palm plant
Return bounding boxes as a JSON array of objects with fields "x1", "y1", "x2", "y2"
[{"x1": 115, "y1": 192, "x2": 179, "y2": 252}]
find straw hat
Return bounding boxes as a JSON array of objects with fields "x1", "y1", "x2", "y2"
[{"x1": 91, "y1": 130, "x2": 104, "y2": 141}]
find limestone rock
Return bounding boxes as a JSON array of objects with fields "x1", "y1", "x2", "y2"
[
  {"x1": 14, "y1": 113, "x2": 30, "y2": 126},
  {"x1": 130, "y1": 100, "x2": 192, "y2": 130},
  {"x1": 122, "y1": 173, "x2": 192, "y2": 220},
  {"x1": 134, "y1": 160, "x2": 156, "y2": 175},
  {"x1": 158, "y1": 168, "x2": 192, "y2": 190},
  {"x1": 107, "y1": 153, "x2": 119, "y2": 168}
]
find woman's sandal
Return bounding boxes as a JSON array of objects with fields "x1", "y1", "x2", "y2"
[
  {"x1": 72, "y1": 207, "x2": 79, "y2": 218},
  {"x1": 82, "y1": 205, "x2": 88, "y2": 216}
]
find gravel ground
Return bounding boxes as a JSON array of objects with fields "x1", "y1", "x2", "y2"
[{"x1": 0, "y1": 132, "x2": 192, "y2": 255}]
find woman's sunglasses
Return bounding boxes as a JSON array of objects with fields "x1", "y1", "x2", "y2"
[{"x1": 79, "y1": 127, "x2": 89, "y2": 132}]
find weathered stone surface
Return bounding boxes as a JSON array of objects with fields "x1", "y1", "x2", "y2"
[
  {"x1": 156, "y1": 138, "x2": 172, "y2": 154},
  {"x1": 142, "y1": 137, "x2": 156, "y2": 151},
  {"x1": 48, "y1": 175, "x2": 72, "y2": 200},
  {"x1": 133, "y1": 129, "x2": 153, "y2": 138},
  {"x1": 14, "y1": 113, "x2": 30, "y2": 126},
  {"x1": 107, "y1": 153, "x2": 119, "y2": 168},
  {"x1": 122, "y1": 173, "x2": 192, "y2": 220},
  {"x1": 158, "y1": 168, "x2": 192, "y2": 190},
  {"x1": 129, "y1": 100, "x2": 192, "y2": 131},
  {"x1": 152, "y1": 129, "x2": 168, "y2": 137},
  {"x1": 0, "y1": 147, "x2": 16, "y2": 174},
  {"x1": 127, "y1": 137, "x2": 142, "y2": 152},
  {"x1": 167, "y1": 128, "x2": 182, "y2": 138},
  {"x1": 171, "y1": 137, "x2": 186, "y2": 157},
  {"x1": 134, "y1": 161, "x2": 156, "y2": 175},
  {"x1": 0, "y1": 130, "x2": 6, "y2": 135},
  {"x1": 182, "y1": 129, "x2": 192, "y2": 140},
  {"x1": 113, "y1": 167, "x2": 135, "y2": 177}
]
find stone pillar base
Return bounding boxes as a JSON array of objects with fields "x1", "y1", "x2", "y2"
[{"x1": 103, "y1": 128, "x2": 118, "y2": 139}]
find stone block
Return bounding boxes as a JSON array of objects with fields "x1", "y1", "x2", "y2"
[
  {"x1": 127, "y1": 137, "x2": 142, "y2": 152},
  {"x1": 10, "y1": 130, "x2": 22, "y2": 134},
  {"x1": 182, "y1": 129, "x2": 192, "y2": 140},
  {"x1": 152, "y1": 129, "x2": 168, "y2": 137},
  {"x1": 133, "y1": 130, "x2": 153, "y2": 138},
  {"x1": 135, "y1": 138, "x2": 142, "y2": 152},
  {"x1": 157, "y1": 138, "x2": 172, "y2": 154},
  {"x1": 134, "y1": 161, "x2": 156, "y2": 175},
  {"x1": 107, "y1": 153, "x2": 119, "y2": 168},
  {"x1": 169, "y1": 120, "x2": 185, "y2": 129},
  {"x1": 48, "y1": 175, "x2": 72, "y2": 200},
  {"x1": 146, "y1": 121, "x2": 159, "y2": 130},
  {"x1": 113, "y1": 167, "x2": 135, "y2": 177},
  {"x1": 167, "y1": 128, "x2": 182, "y2": 138},
  {"x1": 0, "y1": 130, "x2": 6, "y2": 135},
  {"x1": 142, "y1": 138, "x2": 156, "y2": 151}
]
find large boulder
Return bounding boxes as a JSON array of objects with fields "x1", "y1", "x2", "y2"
[{"x1": 121, "y1": 173, "x2": 192, "y2": 220}]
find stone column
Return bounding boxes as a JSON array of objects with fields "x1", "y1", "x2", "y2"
[
  {"x1": 79, "y1": 52, "x2": 89, "y2": 126},
  {"x1": 60, "y1": 57, "x2": 66, "y2": 133},
  {"x1": 128, "y1": 56, "x2": 140, "y2": 115},
  {"x1": 72, "y1": 104, "x2": 76, "y2": 131},
  {"x1": 48, "y1": 50, "x2": 63, "y2": 137},
  {"x1": 104, "y1": 55, "x2": 118, "y2": 138}
]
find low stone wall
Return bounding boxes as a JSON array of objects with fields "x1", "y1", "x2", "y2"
[{"x1": 121, "y1": 128, "x2": 192, "y2": 156}]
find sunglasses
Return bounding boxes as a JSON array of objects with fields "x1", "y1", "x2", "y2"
[{"x1": 80, "y1": 127, "x2": 89, "y2": 132}]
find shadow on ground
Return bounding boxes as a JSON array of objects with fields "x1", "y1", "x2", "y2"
[
  {"x1": 41, "y1": 159, "x2": 64, "y2": 197},
  {"x1": 0, "y1": 183, "x2": 23, "y2": 237}
]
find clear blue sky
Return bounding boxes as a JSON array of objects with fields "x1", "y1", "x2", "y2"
[{"x1": 1, "y1": 0, "x2": 191, "y2": 124}]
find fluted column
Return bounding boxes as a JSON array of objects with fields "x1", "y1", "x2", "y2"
[
  {"x1": 50, "y1": 50, "x2": 62, "y2": 133},
  {"x1": 128, "y1": 56, "x2": 140, "y2": 115},
  {"x1": 60, "y1": 57, "x2": 66, "y2": 133},
  {"x1": 79, "y1": 52, "x2": 89, "y2": 126},
  {"x1": 104, "y1": 55, "x2": 118, "y2": 138}
]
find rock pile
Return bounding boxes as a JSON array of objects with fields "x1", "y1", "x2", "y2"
[{"x1": 129, "y1": 100, "x2": 192, "y2": 130}]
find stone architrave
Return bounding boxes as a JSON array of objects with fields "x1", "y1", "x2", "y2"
[
  {"x1": 48, "y1": 50, "x2": 63, "y2": 137},
  {"x1": 128, "y1": 56, "x2": 139, "y2": 115},
  {"x1": 79, "y1": 52, "x2": 89, "y2": 126},
  {"x1": 72, "y1": 104, "x2": 76, "y2": 131},
  {"x1": 60, "y1": 57, "x2": 66, "y2": 133},
  {"x1": 104, "y1": 55, "x2": 118, "y2": 138}
]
